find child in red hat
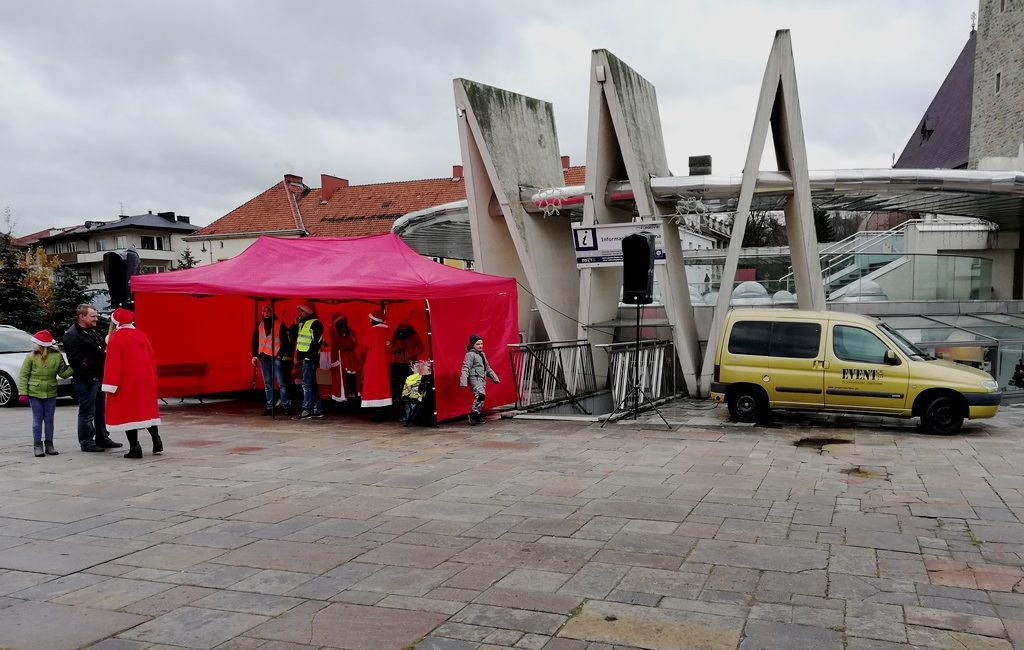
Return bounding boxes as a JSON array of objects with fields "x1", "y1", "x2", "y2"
[{"x1": 19, "y1": 330, "x2": 74, "y2": 457}]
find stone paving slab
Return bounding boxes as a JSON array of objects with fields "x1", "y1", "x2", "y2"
[
  {"x1": 0, "y1": 600, "x2": 146, "y2": 650},
  {"x1": 558, "y1": 600, "x2": 742, "y2": 649},
  {"x1": 1, "y1": 399, "x2": 1024, "y2": 649},
  {"x1": 249, "y1": 601, "x2": 448, "y2": 649}
]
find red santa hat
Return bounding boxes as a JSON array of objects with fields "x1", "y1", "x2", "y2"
[
  {"x1": 30, "y1": 330, "x2": 56, "y2": 347},
  {"x1": 369, "y1": 309, "x2": 385, "y2": 325},
  {"x1": 112, "y1": 307, "x2": 135, "y2": 326}
]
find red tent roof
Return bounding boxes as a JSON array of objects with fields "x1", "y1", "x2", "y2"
[{"x1": 133, "y1": 234, "x2": 513, "y2": 300}]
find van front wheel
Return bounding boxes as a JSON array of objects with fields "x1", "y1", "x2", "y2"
[
  {"x1": 921, "y1": 396, "x2": 964, "y2": 435},
  {"x1": 727, "y1": 386, "x2": 766, "y2": 423}
]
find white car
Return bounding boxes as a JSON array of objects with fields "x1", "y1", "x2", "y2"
[{"x1": 0, "y1": 325, "x2": 73, "y2": 407}]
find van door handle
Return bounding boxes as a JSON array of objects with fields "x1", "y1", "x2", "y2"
[{"x1": 813, "y1": 360, "x2": 830, "y2": 369}]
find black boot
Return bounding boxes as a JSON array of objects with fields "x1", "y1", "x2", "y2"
[
  {"x1": 44, "y1": 441, "x2": 58, "y2": 456},
  {"x1": 149, "y1": 427, "x2": 163, "y2": 454},
  {"x1": 34, "y1": 443, "x2": 45, "y2": 457},
  {"x1": 124, "y1": 430, "x2": 142, "y2": 459}
]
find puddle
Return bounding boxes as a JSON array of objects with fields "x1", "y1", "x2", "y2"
[
  {"x1": 840, "y1": 466, "x2": 890, "y2": 480},
  {"x1": 793, "y1": 437, "x2": 852, "y2": 450}
]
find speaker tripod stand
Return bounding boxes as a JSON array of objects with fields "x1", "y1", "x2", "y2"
[{"x1": 601, "y1": 302, "x2": 671, "y2": 429}]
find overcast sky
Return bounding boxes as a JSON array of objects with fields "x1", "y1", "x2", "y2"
[{"x1": 1, "y1": 0, "x2": 977, "y2": 235}]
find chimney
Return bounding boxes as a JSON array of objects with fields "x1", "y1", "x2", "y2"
[
  {"x1": 561, "y1": 155, "x2": 570, "y2": 170},
  {"x1": 452, "y1": 164, "x2": 463, "y2": 179},
  {"x1": 283, "y1": 173, "x2": 304, "y2": 187},
  {"x1": 157, "y1": 211, "x2": 175, "y2": 222},
  {"x1": 177, "y1": 215, "x2": 190, "y2": 224},
  {"x1": 688, "y1": 155, "x2": 712, "y2": 176},
  {"x1": 321, "y1": 174, "x2": 349, "y2": 202}
]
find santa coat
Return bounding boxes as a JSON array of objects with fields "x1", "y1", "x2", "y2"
[
  {"x1": 360, "y1": 323, "x2": 392, "y2": 407},
  {"x1": 101, "y1": 325, "x2": 161, "y2": 432}
]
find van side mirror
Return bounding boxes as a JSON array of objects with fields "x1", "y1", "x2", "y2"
[{"x1": 885, "y1": 350, "x2": 900, "y2": 365}]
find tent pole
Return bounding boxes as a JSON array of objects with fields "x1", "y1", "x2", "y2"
[
  {"x1": 424, "y1": 299, "x2": 437, "y2": 427},
  {"x1": 270, "y1": 298, "x2": 277, "y2": 420},
  {"x1": 251, "y1": 299, "x2": 259, "y2": 392}
]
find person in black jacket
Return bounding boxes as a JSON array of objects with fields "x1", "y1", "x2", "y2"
[{"x1": 63, "y1": 304, "x2": 122, "y2": 452}]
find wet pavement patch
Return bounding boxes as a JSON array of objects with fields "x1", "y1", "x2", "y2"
[
  {"x1": 793, "y1": 437, "x2": 852, "y2": 450},
  {"x1": 841, "y1": 466, "x2": 889, "y2": 480}
]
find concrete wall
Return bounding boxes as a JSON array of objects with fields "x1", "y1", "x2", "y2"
[{"x1": 970, "y1": 0, "x2": 1024, "y2": 167}]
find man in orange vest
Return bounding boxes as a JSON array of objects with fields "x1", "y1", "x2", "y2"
[{"x1": 251, "y1": 304, "x2": 292, "y2": 415}]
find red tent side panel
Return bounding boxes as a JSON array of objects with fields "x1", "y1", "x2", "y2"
[
  {"x1": 429, "y1": 288, "x2": 518, "y2": 421},
  {"x1": 135, "y1": 293, "x2": 257, "y2": 397}
]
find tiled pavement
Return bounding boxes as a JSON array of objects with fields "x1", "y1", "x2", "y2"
[{"x1": 0, "y1": 398, "x2": 1023, "y2": 650}]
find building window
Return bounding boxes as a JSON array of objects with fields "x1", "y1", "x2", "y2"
[
  {"x1": 995, "y1": 72, "x2": 1001, "y2": 94},
  {"x1": 140, "y1": 236, "x2": 164, "y2": 250},
  {"x1": 94, "y1": 239, "x2": 106, "y2": 252},
  {"x1": 141, "y1": 265, "x2": 165, "y2": 274},
  {"x1": 116, "y1": 235, "x2": 128, "y2": 249},
  {"x1": 54, "y1": 241, "x2": 78, "y2": 254}
]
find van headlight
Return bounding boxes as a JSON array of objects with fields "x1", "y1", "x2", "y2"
[{"x1": 980, "y1": 379, "x2": 999, "y2": 391}]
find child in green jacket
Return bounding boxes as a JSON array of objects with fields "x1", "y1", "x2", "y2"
[{"x1": 19, "y1": 330, "x2": 74, "y2": 457}]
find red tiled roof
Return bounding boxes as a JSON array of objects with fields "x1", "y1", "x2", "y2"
[
  {"x1": 194, "y1": 165, "x2": 588, "y2": 238},
  {"x1": 12, "y1": 227, "x2": 58, "y2": 247}
]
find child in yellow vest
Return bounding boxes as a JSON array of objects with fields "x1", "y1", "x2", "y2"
[{"x1": 399, "y1": 361, "x2": 427, "y2": 426}]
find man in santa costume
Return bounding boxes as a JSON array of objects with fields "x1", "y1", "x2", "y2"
[{"x1": 102, "y1": 307, "x2": 163, "y2": 459}]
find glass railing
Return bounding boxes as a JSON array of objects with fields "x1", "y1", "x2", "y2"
[{"x1": 682, "y1": 253, "x2": 993, "y2": 304}]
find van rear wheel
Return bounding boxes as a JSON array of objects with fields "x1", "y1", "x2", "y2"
[
  {"x1": 921, "y1": 396, "x2": 964, "y2": 435},
  {"x1": 727, "y1": 386, "x2": 766, "y2": 423}
]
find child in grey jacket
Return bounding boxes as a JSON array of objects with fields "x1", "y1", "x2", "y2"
[{"x1": 459, "y1": 334, "x2": 499, "y2": 425}]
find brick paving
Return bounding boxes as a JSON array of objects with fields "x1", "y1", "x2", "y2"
[{"x1": 0, "y1": 398, "x2": 1022, "y2": 649}]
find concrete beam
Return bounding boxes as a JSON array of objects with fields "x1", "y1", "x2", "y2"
[
  {"x1": 698, "y1": 29, "x2": 825, "y2": 396},
  {"x1": 454, "y1": 79, "x2": 579, "y2": 342}
]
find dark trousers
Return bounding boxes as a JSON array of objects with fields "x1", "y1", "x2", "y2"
[{"x1": 74, "y1": 377, "x2": 108, "y2": 447}]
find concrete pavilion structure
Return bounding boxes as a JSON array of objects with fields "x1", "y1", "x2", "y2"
[{"x1": 451, "y1": 25, "x2": 1024, "y2": 399}]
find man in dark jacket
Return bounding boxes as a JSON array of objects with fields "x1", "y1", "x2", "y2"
[
  {"x1": 63, "y1": 304, "x2": 122, "y2": 452},
  {"x1": 293, "y1": 303, "x2": 325, "y2": 419}
]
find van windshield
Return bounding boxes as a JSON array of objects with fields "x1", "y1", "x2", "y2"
[{"x1": 878, "y1": 323, "x2": 930, "y2": 360}]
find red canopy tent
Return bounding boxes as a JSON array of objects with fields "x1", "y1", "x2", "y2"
[{"x1": 131, "y1": 234, "x2": 518, "y2": 421}]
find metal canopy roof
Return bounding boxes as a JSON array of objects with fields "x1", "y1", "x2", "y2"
[
  {"x1": 643, "y1": 169, "x2": 1024, "y2": 227},
  {"x1": 395, "y1": 168, "x2": 1024, "y2": 259}
]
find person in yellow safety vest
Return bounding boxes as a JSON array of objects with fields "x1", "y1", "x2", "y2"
[
  {"x1": 251, "y1": 304, "x2": 293, "y2": 416},
  {"x1": 293, "y1": 303, "x2": 325, "y2": 419}
]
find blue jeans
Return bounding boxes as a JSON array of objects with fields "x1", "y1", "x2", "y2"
[
  {"x1": 301, "y1": 358, "x2": 323, "y2": 414},
  {"x1": 74, "y1": 377, "x2": 108, "y2": 447},
  {"x1": 30, "y1": 397, "x2": 57, "y2": 443},
  {"x1": 259, "y1": 356, "x2": 290, "y2": 409}
]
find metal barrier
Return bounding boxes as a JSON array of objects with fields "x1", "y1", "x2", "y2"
[
  {"x1": 599, "y1": 339, "x2": 679, "y2": 409},
  {"x1": 508, "y1": 340, "x2": 599, "y2": 412}
]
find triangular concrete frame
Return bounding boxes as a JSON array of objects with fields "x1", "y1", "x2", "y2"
[
  {"x1": 453, "y1": 79, "x2": 579, "y2": 341},
  {"x1": 698, "y1": 29, "x2": 826, "y2": 395},
  {"x1": 580, "y1": 49, "x2": 701, "y2": 392}
]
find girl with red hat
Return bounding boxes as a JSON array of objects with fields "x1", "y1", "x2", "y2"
[
  {"x1": 102, "y1": 307, "x2": 163, "y2": 458},
  {"x1": 19, "y1": 330, "x2": 74, "y2": 457}
]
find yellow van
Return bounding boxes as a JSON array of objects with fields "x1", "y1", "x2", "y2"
[{"x1": 709, "y1": 309, "x2": 1001, "y2": 434}]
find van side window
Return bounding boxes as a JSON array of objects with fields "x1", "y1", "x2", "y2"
[
  {"x1": 728, "y1": 321, "x2": 771, "y2": 355},
  {"x1": 833, "y1": 325, "x2": 890, "y2": 364},
  {"x1": 771, "y1": 322, "x2": 821, "y2": 358},
  {"x1": 728, "y1": 320, "x2": 821, "y2": 358}
]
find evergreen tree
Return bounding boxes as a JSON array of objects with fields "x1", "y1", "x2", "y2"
[
  {"x1": 176, "y1": 247, "x2": 199, "y2": 269},
  {"x1": 0, "y1": 233, "x2": 45, "y2": 331},
  {"x1": 814, "y1": 210, "x2": 835, "y2": 243},
  {"x1": 49, "y1": 264, "x2": 91, "y2": 335}
]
